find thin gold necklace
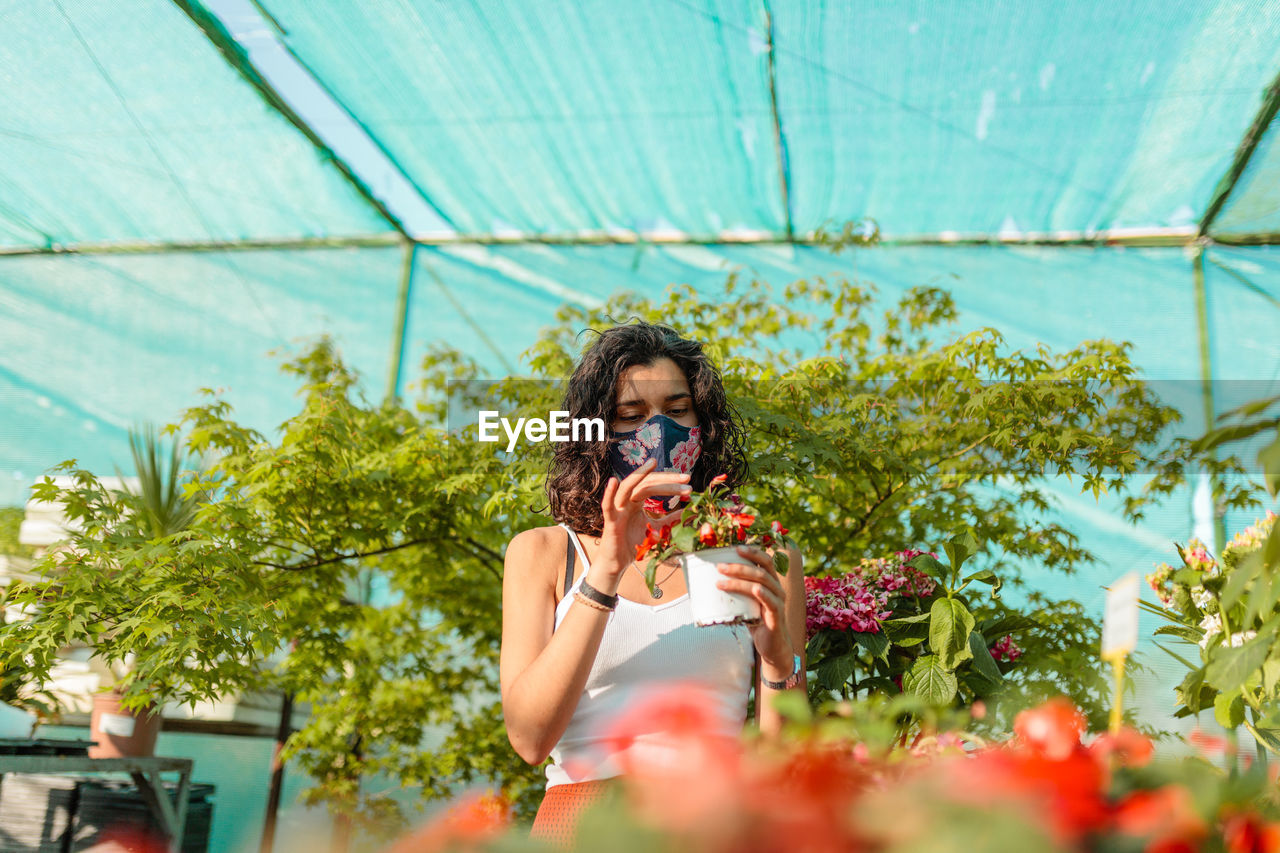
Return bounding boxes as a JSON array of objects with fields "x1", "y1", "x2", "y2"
[{"x1": 632, "y1": 559, "x2": 680, "y2": 600}]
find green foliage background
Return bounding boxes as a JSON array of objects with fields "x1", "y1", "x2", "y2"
[{"x1": 0, "y1": 506, "x2": 32, "y2": 559}]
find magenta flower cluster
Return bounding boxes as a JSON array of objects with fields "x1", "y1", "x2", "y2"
[
  {"x1": 990, "y1": 634, "x2": 1023, "y2": 662},
  {"x1": 804, "y1": 551, "x2": 938, "y2": 640}
]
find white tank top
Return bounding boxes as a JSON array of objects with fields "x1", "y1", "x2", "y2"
[{"x1": 544, "y1": 524, "x2": 756, "y2": 789}]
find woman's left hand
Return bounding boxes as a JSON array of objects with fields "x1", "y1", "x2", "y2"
[{"x1": 716, "y1": 545, "x2": 794, "y2": 673}]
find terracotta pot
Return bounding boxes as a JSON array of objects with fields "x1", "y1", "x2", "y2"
[
  {"x1": 680, "y1": 546, "x2": 763, "y2": 627},
  {"x1": 88, "y1": 690, "x2": 162, "y2": 758}
]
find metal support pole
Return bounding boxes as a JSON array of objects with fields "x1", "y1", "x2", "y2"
[
  {"x1": 259, "y1": 690, "x2": 295, "y2": 853},
  {"x1": 171, "y1": 0, "x2": 412, "y2": 240},
  {"x1": 1198, "y1": 65, "x2": 1280, "y2": 239},
  {"x1": 1192, "y1": 243, "x2": 1227, "y2": 554},
  {"x1": 386, "y1": 240, "x2": 417, "y2": 403},
  {"x1": 761, "y1": 0, "x2": 794, "y2": 242},
  {"x1": 9, "y1": 228, "x2": 1280, "y2": 257}
]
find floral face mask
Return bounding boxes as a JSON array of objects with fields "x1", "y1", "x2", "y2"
[{"x1": 608, "y1": 414, "x2": 702, "y2": 490}]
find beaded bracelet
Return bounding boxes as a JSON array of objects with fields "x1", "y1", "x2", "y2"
[{"x1": 573, "y1": 591, "x2": 614, "y2": 613}]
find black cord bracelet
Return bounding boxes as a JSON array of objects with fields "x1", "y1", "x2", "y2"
[{"x1": 577, "y1": 577, "x2": 619, "y2": 610}]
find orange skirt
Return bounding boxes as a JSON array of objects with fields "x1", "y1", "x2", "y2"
[{"x1": 529, "y1": 779, "x2": 620, "y2": 848}]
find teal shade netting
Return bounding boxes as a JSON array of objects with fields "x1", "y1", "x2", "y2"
[{"x1": 0, "y1": 1, "x2": 1276, "y2": 657}]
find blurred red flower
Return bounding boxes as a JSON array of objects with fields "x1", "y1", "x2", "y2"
[
  {"x1": 959, "y1": 741, "x2": 1109, "y2": 843},
  {"x1": 1090, "y1": 726, "x2": 1155, "y2": 769},
  {"x1": 1014, "y1": 696, "x2": 1088, "y2": 761},
  {"x1": 599, "y1": 684, "x2": 743, "y2": 833},
  {"x1": 569, "y1": 694, "x2": 1278, "y2": 853},
  {"x1": 946, "y1": 698, "x2": 1108, "y2": 843},
  {"x1": 1113, "y1": 786, "x2": 1207, "y2": 849},
  {"x1": 384, "y1": 791, "x2": 511, "y2": 853},
  {"x1": 1189, "y1": 728, "x2": 1232, "y2": 760},
  {"x1": 1221, "y1": 810, "x2": 1280, "y2": 853},
  {"x1": 92, "y1": 825, "x2": 167, "y2": 853}
]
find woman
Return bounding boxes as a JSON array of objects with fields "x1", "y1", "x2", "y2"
[{"x1": 499, "y1": 321, "x2": 806, "y2": 846}]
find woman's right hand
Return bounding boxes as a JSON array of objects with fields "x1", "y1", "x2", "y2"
[{"x1": 593, "y1": 458, "x2": 691, "y2": 583}]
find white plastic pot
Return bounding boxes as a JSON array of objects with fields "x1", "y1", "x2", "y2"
[{"x1": 680, "y1": 546, "x2": 762, "y2": 627}]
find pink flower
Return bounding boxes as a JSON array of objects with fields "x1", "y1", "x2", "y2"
[
  {"x1": 803, "y1": 552, "x2": 941, "y2": 641},
  {"x1": 991, "y1": 635, "x2": 1023, "y2": 662},
  {"x1": 803, "y1": 574, "x2": 893, "y2": 638},
  {"x1": 1180, "y1": 537, "x2": 1218, "y2": 574},
  {"x1": 1146, "y1": 563, "x2": 1176, "y2": 606}
]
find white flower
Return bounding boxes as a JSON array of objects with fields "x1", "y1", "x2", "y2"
[
  {"x1": 1198, "y1": 613, "x2": 1222, "y2": 649},
  {"x1": 1229, "y1": 631, "x2": 1257, "y2": 648},
  {"x1": 1191, "y1": 588, "x2": 1214, "y2": 610}
]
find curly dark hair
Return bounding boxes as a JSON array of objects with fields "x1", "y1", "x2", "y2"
[{"x1": 546, "y1": 321, "x2": 749, "y2": 536}]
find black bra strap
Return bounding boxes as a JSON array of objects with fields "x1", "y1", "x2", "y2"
[{"x1": 563, "y1": 530, "x2": 575, "y2": 598}]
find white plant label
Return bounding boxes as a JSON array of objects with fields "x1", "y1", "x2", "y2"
[
  {"x1": 1102, "y1": 572, "x2": 1140, "y2": 658},
  {"x1": 99, "y1": 713, "x2": 137, "y2": 737}
]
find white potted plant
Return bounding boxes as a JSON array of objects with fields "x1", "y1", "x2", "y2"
[{"x1": 636, "y1": 474, "x2": 793, "y2": 627}]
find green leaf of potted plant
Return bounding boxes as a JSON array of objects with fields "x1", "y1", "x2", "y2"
[
  {"x1": 68, "y1": 424, "x2": 197, "y2": 757},
  {"x1": 635, "y1": 474, "x2": 794, "y2": 627}
]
